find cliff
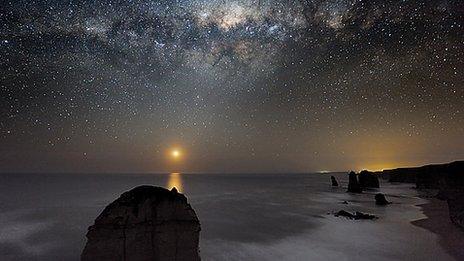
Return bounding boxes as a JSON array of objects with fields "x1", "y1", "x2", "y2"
[
  {"x1": 380, "y1": 161, "x2": 464, "y2": 189},
  {"x1": 81, "y1": 185, "x2": 201, "y2": 261},
  {"x1": 380, "y1": 161, "x2": 464, "y2": 230}
]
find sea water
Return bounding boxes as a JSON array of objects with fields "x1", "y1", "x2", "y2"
[{"x1": 0, "y1": 173, "x2": 454, "y2": 260}]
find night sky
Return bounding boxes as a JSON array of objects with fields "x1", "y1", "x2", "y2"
[{"x1": 1, "y1": 0, "x2": 463, "y2": 173}]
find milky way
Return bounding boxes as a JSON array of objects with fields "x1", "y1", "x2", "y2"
[{"x1": 1, "y1": 0, "x2": 463, "y2": 172}]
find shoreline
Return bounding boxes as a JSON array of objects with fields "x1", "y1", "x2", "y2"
[{"x1": 412, "y1": 198, "x2": 464, "y2": 260}]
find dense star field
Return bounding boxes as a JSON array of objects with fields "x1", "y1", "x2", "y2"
[{"x1": 1, "y1": 0, "x2": 463, "y2": 173}]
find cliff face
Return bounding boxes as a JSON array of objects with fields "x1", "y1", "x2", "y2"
[
  {"x1": 446, "y1": 190, "x2": 464, "y2": 229},
  {"x1": 81, "y1": 186, "x2": 201, "y2": 261},
  {"x1": 380, "y1": 161, "x2": 464, "y2": 230},
  {"x1": 380, "y1": 161, "x2": 464, "y2": 189}
]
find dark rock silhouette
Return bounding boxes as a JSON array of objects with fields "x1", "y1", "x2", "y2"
[
  {"x1": 331, "y1": 176, "x2": 339, "y2": 186},
  {"x1": 380, "y1": 161, "x2": 464, "y2": 230},
  {"x1": 81, "y1": 185, "x2": 201, "y2": 261},
  {"x1": 379, "y1": 161, "x2": 464, "y2": 189},
  {"x1": 358, "y1": 170, "x2": 380, "y2": 188},
  {"x1": 334, "y1": 210, "x2": 378, "y2": 220},
  {"x1": 375, "y1": 193, "x2": 390, "y2": 205},
  {"x1": 347, "y1": 171, "x2": 362, "y2": 193}
]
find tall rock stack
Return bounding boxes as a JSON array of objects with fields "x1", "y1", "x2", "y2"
[
  {"x1": 81, "y1": 185, "x2": 201, "y2": 261},
  {"x1": 331, "y1": 176, "x2": 339, "y2": 187},
  {"x1": 358, "y1": 170, "x2": 380, "y2": 188},
  {"x1": 347, "y1": 171, "x2": 362, "y2": 193}
]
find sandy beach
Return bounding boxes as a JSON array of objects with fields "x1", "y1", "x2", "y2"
[{"x1": 413, "y1": 198, "x2": 464, "y2": 260}]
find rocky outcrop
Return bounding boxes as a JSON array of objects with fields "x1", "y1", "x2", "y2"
[
  {"x1": 334, "y1": 210, "x2": 378, "y2": 220},
  {"x1": 347, "y1": 171, "x2": 362, "y2": 193},
  {"x1": 375, "y1": 193, "x2": 390, "y2": 205},
  {"x1": 331, "y1": 176, "x2": 339, "y2": 187},
  {"x1": 358, "y1": 170, "x2": 380, "y2": 188},
  {"x1": 81, "y1": 185, "x2": 201, "y2": 261}
]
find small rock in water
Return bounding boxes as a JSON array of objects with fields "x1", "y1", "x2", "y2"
[
  {"x1": 375, "y1": 193, "x2": 390, "y2": 205},
  {"x1": 334, "y1": 210, "x2": 378, "y2": 220},
  {"x1": 331, "y1": 176, "x2": 339, "y2": 187}
]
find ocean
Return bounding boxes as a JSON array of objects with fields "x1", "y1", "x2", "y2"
[{"x1": 0, "y1": 172, "x2": 455, "y2": 260}]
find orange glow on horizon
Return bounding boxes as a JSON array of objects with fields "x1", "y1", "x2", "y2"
[{"x1": 357, "y1": 161, "x2": 419, "y2": 172}]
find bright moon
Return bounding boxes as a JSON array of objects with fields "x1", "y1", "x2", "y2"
[{"x1": 171, "y1": 149, "x2": 181, "y2": 159}]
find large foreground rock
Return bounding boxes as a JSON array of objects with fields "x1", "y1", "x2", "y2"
[{"x1": 81, "y1": 186, "x2": 201, "y2": 261}]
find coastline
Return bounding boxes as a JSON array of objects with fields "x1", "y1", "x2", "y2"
[{"x1": 412, "y1": 198, "x2": 464, "y2": 260}]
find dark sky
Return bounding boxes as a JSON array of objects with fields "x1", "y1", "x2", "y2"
[{"x1": 1, "y1": 0, "x2": 463, "y2": 173}]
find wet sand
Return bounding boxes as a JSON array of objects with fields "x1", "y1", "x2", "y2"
[{"x1": 412, "y1": 199, "x2": 464, "y2": 260}]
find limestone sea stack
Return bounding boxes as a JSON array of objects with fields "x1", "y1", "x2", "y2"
[
  {"x1": 347, "y1": 171, "x2": 362, "y2": 193},
  {"x1": 358, "y1": 170, "x2": 380, "y2": 188},
  {"x1": 81, "y1": 185, "x2": 201, "y2": 261},
  {"x1": 331, "y1": 176, "x2": 339, "y2": 187}
]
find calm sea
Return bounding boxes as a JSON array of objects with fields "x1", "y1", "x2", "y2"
[{"x1": 0, "y1": 173, "x2": 454, "y2": 260}]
